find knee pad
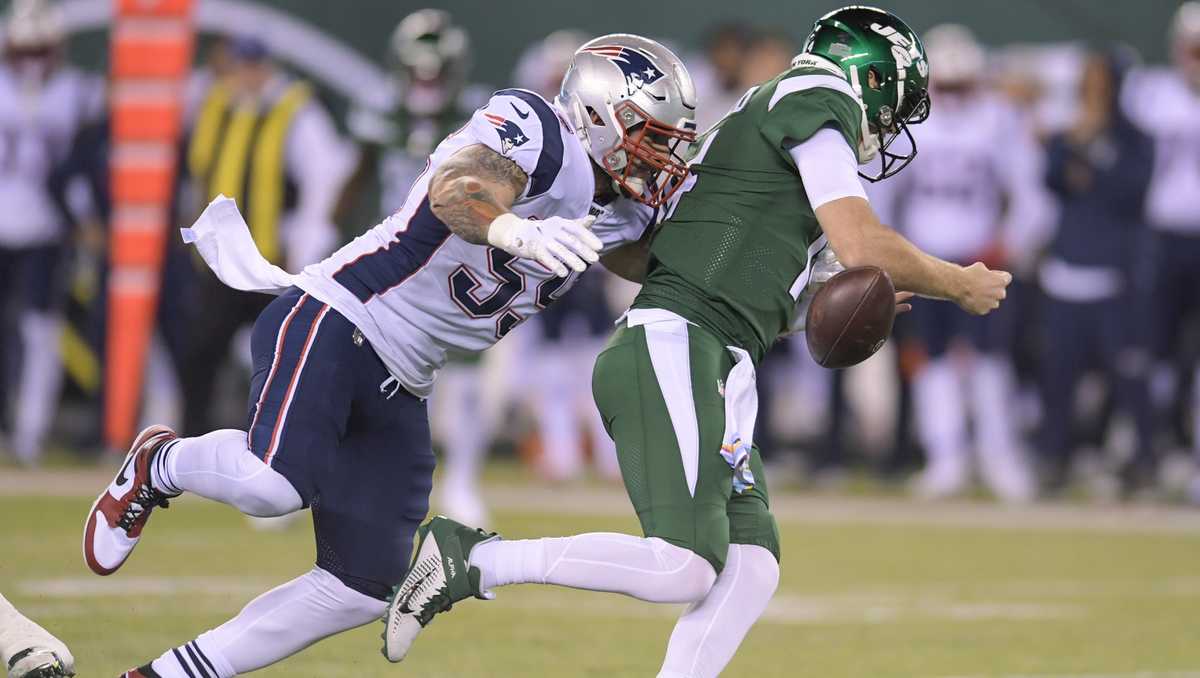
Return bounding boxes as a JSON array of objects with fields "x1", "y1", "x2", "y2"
[
  {"x1": 735, "y1": 544, "x2": 780, "y2": 599},
  {"x1": 233, "y1": 465, "x2": 304, "y2": 517},
  {"x1": 649, "y1": 537, "x2": 717, "y2": 603}
]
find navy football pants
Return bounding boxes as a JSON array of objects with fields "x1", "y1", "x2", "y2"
[{"x1": 246, "y1": 287, "x2": 435, "y2": 600}]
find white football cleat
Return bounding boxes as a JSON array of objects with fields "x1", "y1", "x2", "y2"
[
  {"x1": 382, "y1": 516, "x2": 498, "y2": 663},
  {"x1": 0, "y1": 595, "x2": 75, "y2": 678},
  {"x1": 82, "y1": 426, "x2": 178, "y2": 575},
  {"x1": 6, "y1": 648, "x2": 74, "y2": 678}
]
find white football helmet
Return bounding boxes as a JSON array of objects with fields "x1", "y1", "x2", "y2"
[
  {"x1": 1172, "y1": 1, "x2": 1200, "y2": 88},
  {"x1": 923, "y1": 24, "x2": 985, "y2": 90},
  {"x1": 2, "y1": 0, "x2": 63, "y2": 52},
  {"x1": 556, "y1": 34, "x2": 697, "y2": 207}
]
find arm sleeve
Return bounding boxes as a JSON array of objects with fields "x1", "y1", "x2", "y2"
[
  {"x1": 464, "y1": 90, "x2": 562, "y2": 195},
  {"x1": 788, "y1": 127, "x2": 868, "y2": 209}
]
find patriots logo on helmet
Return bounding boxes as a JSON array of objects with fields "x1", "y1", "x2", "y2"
[
  {"x1": 484, "y1": 113, "x2": 528, "y2": 155},
  {"x1": 581, "y1": 44, "x2": 665, "y2": 94}
]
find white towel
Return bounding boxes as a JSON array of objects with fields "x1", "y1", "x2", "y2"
[
  {"x1": 180, "y1": 195, "x2": 297, "y2": 295},
  {"x1": 720, "y1": 346, "x2": 758, "y2": 494}
]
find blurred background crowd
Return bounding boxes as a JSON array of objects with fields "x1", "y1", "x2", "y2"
[{"x1": 1, "y1": 0, "x2": 1199, "y2": 521}]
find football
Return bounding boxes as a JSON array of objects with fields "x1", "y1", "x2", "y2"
[{"x1": 805, "y1": 266, "x2": 896, "y2": 369}]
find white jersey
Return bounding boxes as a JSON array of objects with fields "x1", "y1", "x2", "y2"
[
  {"x1": 871, "y1": 94, "x2": 1050, "y2": 262},
  {"x1": 0, "y1": 65, "x2": 101, "y2": 248},
  {"x1": 295, "y1": 89, "x2": 652, "y2": 397},
  {"x1": 1123, "y1": 67, "x2": 1200, "y2": 233}
]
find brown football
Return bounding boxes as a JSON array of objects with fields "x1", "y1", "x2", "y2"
[{"x1": 805, "y1": 266, "x2": 896, "y2": 369}]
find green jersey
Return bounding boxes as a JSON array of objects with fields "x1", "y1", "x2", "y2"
[{"x1": 633, "y1": 64, "x2": 865, "y2": 363}]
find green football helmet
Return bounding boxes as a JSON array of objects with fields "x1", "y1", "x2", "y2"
[{"x1": 802, "y1": 5, "x2": 931, "y2": 181}]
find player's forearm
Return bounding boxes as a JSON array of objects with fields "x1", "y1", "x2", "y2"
[
  {"x1": 839, "y1": 222, "x2": 966, "y2": 301},
  {"x1": 429, "y1": 174, "x2": 515, "y2": 245},
  {"x1": 428, "y1": 143, "x2": 529, "y2": 246},
  {"x1": 817, "y1": 196, "x2": 968, "y2": 302}
]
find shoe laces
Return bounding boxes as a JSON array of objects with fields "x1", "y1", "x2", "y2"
[{"x1": 116, "y1": 484, "x2": 170, "y2": 532}]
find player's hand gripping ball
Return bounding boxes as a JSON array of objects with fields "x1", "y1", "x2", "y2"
[{"x1": 805, "y1": 266, "x2": 896, "y2": 369}]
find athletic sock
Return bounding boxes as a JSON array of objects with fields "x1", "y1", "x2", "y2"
[
  {"x1": 913, "y1": 358, "x2": 968, "y2": 483},
  {"x1": 657, "y1": 544, "x2": 780, "y2": 678},
  {"x1": 147, "y1": 640, "x2": 228, "y2": 678},
  {"x1": 149, "y1": 440, "x2": 183, "y2": 496},
  {"x1": 146, "y1": 567, "x2": 383, "y2": 677},
  {"x1": 971, "y1": 355, "x2": 1033, "y2": 502},
  {"x1": 150, "y1": 429, "x2": 303, "y2": 516},
  {"x1": 13, "y1": 312, "x2": 64, "y2": 464},
  {"x1": 470, "y1": 533, "x2": 716, "y2": 604}
]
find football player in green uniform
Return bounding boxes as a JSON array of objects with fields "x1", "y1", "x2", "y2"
[{"x1": 383, "y1": 7, "x2": 1012, "y2": 677}]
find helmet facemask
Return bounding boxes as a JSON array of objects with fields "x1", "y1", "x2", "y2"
[
  {"x1": 858, "y1": 64, "x2": 930, "y2": 183},
  {"x1": 597, "y1": 100, "x2": 696, "y2": 208}
]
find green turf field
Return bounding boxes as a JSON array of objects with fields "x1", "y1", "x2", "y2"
[{"x1": 3, "y1": 481, "x2": 1200, "y2": 677}]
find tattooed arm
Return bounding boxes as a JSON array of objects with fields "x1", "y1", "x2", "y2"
[
  {"x1": 426, "y1": 142, "x2": 603, "y2": 277},
  {"x1": 428, "y1": 144, "x2": 528, "y2": 245}
]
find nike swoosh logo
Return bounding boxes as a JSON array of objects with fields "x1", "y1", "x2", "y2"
[
  {"x1": 510, "y1": 103, "x2": 530, "y2": 119},
  {"x1": 115, "y1": 452, "x2": 136, "y2": 487},
  {"x1": 394, "y1": 567, "x2": 438, "y2": 617}
]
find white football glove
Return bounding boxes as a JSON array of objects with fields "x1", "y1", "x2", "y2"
[{"x1": 487, "y1": 213, "x2": 602, "y2": 277}]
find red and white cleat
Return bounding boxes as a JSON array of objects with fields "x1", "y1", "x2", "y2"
[{"x1": 82, "y1": 426, "x2": 178, "y2": 576}]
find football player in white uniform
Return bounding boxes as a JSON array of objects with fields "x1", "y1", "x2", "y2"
[
  {"x1": 82, "y1": 34, "x2": 696, "y2": 677},
  {"x1": 0, "y1": 593, "x2": 74, "y2": 677},
  {"x1": 1123, "y1": 1, "x2": 1200, "y2": 502},
  {"x1": 871, "y1": 25, "x2": 1049, "y2": 501},
  {"x1": 0, "y1": 0, "x2": 101, "y2": 465}
]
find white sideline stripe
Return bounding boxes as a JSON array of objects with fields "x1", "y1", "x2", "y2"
[
  {"x1": 643, "y1": 318, "x2": 700, "y2": 497},
  {"x1": 15, "y1": 577, "x2": 1082, "y2": 625},
  {"x1": 23, "y1": 574, "x2": 1200, "y2": 603},
  {"x1": 17, "y1": 576, "x2": 274, "y2": 598},
  {"x1": 3, "y1": 474, "x2": 1199, "y2": 535}
]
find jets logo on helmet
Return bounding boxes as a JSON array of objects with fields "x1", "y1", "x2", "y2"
[
  {"x1": 484, "y1": 113, "x2": 528, "y2": 155},
  {"x1": 580, "y1": 44, "x2": 665, "y2": 94},
  {"x1": 870, "y1": 22, "x2": 928, "y2": 77}
]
